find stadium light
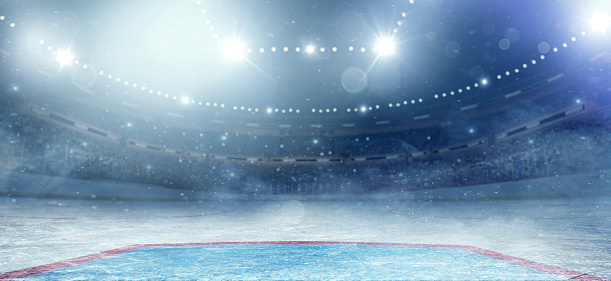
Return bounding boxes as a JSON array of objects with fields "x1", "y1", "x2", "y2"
[
  {"x1": 56, "y1": 49, "x2": 74, "y2": 66},
  {"x1": 305, "y1": 45, "x2": 315, "y2": 54},
  {"x1": 223, "y1": 40, "x2": 245, "y2": 60},
  {"x1": 376, "y1": 37, "x2": 395, "y2": 56},
  {"x1": 590, "y1": 12, "x2": 610, "y2": 32}
]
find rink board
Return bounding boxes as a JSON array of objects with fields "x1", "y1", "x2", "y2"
[{"x1": 2, "y1": 241, "x2": 603, "y2": 280}]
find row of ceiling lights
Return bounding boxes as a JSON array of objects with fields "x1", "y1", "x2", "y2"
[{"x1": 1, "y1": 2, "x2": 604, "y2": 117}]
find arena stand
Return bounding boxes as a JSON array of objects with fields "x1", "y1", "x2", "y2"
[{"x1": 0, "y1": 94, "x2": 608, "y2": 194}]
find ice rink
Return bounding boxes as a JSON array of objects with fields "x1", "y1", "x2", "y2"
[
  {"x1": 2, "y1": 0, "x2": 611, "y2": 279},
  {"x1": 1, "y1": 170, "x2": 610, "y2": 280}
]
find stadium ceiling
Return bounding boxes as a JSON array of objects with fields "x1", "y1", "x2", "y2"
[{"x1": 0, "y1": 0, "x2": 609, "y2": 126}]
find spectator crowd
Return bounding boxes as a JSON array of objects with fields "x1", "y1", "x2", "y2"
[{"x1": 1, "y1": 101, "x2": 609, "y2": 194}]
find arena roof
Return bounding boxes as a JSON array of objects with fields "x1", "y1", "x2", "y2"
[{"x1": 0, "y1": 0, "x2": 609, "y2": 134}]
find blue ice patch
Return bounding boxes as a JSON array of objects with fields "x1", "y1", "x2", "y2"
[{"x1": 20, "y1": 243, "x2": 570, "y2": 280}]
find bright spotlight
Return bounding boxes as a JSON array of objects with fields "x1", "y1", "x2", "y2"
[
  {"x1": 590, "y1": 12, "x2": 610, "y2": 32},
  {"x1": 376, "y1": 38, "x2": 395, "y2": 56},
  {"x1": 481, "y1": 78, "x2": 488, "y2": 85},
  {"x1": 223, "y1": 40, "x2": 244, "y2": 60},
  {"x1": 181, "y1": 97, "x2": 190, "y2": 104},
  {"x1": 56, "y1": 49, "x2": 74, "y2": 66},
  {"x1": 305, "y1": 45, "x2": 315, "y2": 54}
]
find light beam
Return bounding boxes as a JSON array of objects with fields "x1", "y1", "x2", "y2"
[
  {"x1": 376, "y1": 38, "x2": 395, "y2": 56},
  {"x1": 591, "y1": 12, "x2": 610, "y2": 32},
  {"x1": 56, "y1": 49, "x2": 74, "y2": 66},
  {"x1": 223, "y1": 40, "x2": 245, "y2": 60}
]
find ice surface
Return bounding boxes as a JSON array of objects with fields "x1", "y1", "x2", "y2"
[
  {"x1": 1, "y1": 170, "x2": 610, "y2": 279},
  {"x1": 19, "y1": 243, "x2": 573, "y2": 280}
]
